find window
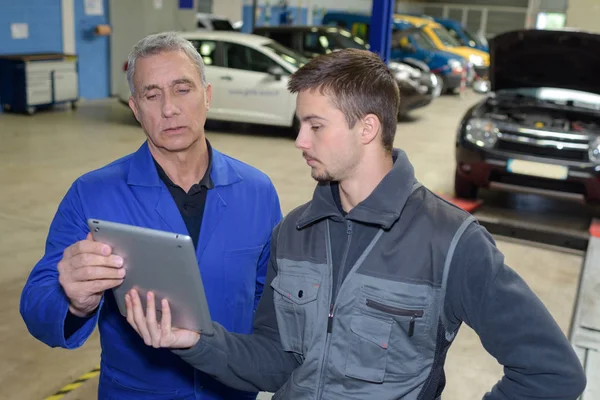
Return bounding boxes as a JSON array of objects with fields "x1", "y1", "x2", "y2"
[
  {"x1": 303, "y1": 32, "x2": 327, "y2": 54},
  {"x1": 223, "y1": 42, "x2": 277, "y2": 73},
  {"x1": 268, "y1": 32, "x2": 295, "y2": 48},
  {"x1": 329, "y1": 30, "x2": 368, "y2": 50},
  {"x1": 262, "y1": 41, "x2": 308, "y2": 69},
  {"x1": 431, "y1": 27, "x2": 461, "y2": 47},
  {"x1": 351, "y1": 23, "x2": 369, "y2": 41},
  {"x1": 189, "y1": 39, "x2": 218, "y2": 66}
]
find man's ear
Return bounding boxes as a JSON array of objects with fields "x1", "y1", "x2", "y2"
[
  {"x1": 204, "y1": 83, "x2": 212, "y2": 111},
  {"x1": 360, "y1": 113, "x2": 382, "y2": 145},
  {"x1": 128, "y1": 96, "x2": 141, "y2": 123}
]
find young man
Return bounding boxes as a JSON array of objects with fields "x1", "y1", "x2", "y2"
[
  {"x1": 126, "y1": 48, "x2": 586, "y2": 399},
  {"x1": 20, "y1": 32, "x2": 282, "y2": 400}
]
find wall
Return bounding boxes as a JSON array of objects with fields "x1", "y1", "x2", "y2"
[
  {"x1": 566, "y1": 0, "x2": 600, "y2": 33},
  {"x1": 241, "y1": 0, "x2": 373, "y2": 32},
  {"x1": 0, "y1": 0, "x2": 62, "y2": 55},
  {"x1": 108, "y1": 0, "x2": 198, "y2": 95},
  {"x1": 397, "y1": 0, "x2": 530, "y2": 38},
  {"x1": 213, "y1": 0, "x2": 243, "y2": 22}
]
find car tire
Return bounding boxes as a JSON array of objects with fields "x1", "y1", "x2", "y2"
[{"x1": 454, "y1": 171, "x2": 478, "y2": 199}]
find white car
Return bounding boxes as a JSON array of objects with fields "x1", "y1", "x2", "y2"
[{"x1": 118, "y1": 31, "x2": 309, "y2": 128}]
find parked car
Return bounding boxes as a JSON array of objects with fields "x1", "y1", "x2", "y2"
[
  {"x1": 433, "y1": 18, "x2": 489, "y2": 52},
  {"x1": 401, "y1": 13, "x2": 489, "y2": 52},
  {"x1": 118, "y1": 31, "x2": 308, "y2": 129},
  {"x1": 252, "y1": 25, "x2": 441, "y2": 117},
  {"x1": 393, "y1": 14, "x2": 489, "y2": 80},
  {"x1": 454, "y1": 29, "x2": 600, "y2": 204},
  {"x1": 322, "y1": 11, "x2": 469, "y2": 94}
]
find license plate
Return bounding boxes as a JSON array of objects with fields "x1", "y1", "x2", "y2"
[{"x1": 507, "y1": 159, "x2": 568, "y2": 180}]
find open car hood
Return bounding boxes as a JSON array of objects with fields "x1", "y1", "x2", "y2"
[{"x1": 489, "y1": 29, "x2": 600, "y2": 96}]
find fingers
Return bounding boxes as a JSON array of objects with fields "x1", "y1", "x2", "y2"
[
  {"x1": 64, "y1": 238, "x2": 112, "y2": 260},
  {"x1": 125, "y1": 292, "x2": 140, "y2": 336},
  {"x1": 130, "y1": 289, "x2": 152, "y2": 346},
  {"x1": 145, "y1": 292, "x2": 162, "y2": 348},
  {"x1": 71, "y1": 264, "x2": 125, "y2": 282},
  {"x1": 160, "y1": 298, "x2": 172, "y2": 336},
  {"x1": 71, "y1": 253, "x2": 123, "y2": 270}
]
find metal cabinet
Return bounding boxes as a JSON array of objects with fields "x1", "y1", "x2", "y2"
[{"x1": 0, "y1": 53, "x2": 79, "y2": 115}]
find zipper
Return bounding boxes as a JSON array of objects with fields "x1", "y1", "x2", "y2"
[
  {"x1": 366, "y1": 299, "x2": 424, "y2": 337},
  {"x1": 316, "y1": 221, "x2": 335, "y2": 400},
  {"x1": 328, "y1": 219, "x2": 353, "y2": 334}
]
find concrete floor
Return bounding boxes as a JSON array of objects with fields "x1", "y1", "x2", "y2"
[{"x1": 0, "y1": 91, "x2": 583, "y2": 400}]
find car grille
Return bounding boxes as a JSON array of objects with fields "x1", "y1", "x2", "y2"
[{"x1": 495, "y1": 124, "x2": 591, "y2": 162}]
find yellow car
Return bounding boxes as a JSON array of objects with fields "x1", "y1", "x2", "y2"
[{"x1": 394, "y1": 14, "x2": 489, "y2": 79}]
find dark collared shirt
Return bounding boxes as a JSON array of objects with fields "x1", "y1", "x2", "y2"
[{"x1": 154, "y1": 141, "x2": 215, "y2": 248}]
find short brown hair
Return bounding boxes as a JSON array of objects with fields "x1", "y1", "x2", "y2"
[{"x1": 288, "y1": 48, "x2": 399, "y2": 152}]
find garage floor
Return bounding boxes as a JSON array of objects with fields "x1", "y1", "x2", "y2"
[{"x1": 0, "y1": 91, "x2": 583, "y2": 400}]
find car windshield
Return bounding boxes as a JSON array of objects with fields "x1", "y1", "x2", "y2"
[
  {"x1": 393, "y1": 29, "x2": 436, "y2": 51},
  {"x1": 432, "y1": 27, "x2": 461, "y2": 47},
  {"x1": 262, "y1": 41, "x2": 309, "y2": 69},
  {"x1": 498, "y1": 87, "x2": 600, "y2": 111},
  {"x1": 329, "y1": 29, "x2": 368, "y2": 50},
  {"x1": 462, "y1": 26, "x2": 484, "y2": 47}
]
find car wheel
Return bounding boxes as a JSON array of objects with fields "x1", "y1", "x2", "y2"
[
  {"x1": 434, "y1": 74, "x2": 444, "y2": 97},
  {"x1": 454, "y1": 171, "x2": 478, "y2": 199}
]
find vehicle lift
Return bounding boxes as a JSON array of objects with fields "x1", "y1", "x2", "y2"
[{"x1": 442, "y1": 193, "x2": 600, "y2": 399}]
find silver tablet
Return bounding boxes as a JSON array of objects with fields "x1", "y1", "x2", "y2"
[{"x1": 87, "y1": 219, "x2": 214, "y2": 335}]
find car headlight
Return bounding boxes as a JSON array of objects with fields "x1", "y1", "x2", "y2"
[
  {"x1": 447, "y1": 58, "x2": 463, "y2": 74},
  {"x1": 464, "y1": 118, "x2": 498, "y2": 148},
  {"x1": 589, "y1": 136, "x2": 600, "y2": 163},
  {"x1": 469, "y1": 54, "x2": 484, "y2": 67}
]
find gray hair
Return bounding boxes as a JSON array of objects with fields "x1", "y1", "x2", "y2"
[{"x1": 127, "y1": 31, "x2": 207, "y2": 96}]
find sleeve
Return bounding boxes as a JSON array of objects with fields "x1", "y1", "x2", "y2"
[
  {"x1": 254, "y1": 181, "x2": 284, "y2": 311},
  {"x1": 173, "y1": 223, "x2": 301, "y2": 393},
  {"x1": 19, "y1": 182, "x2": 102, "y2": 349},
  {"x1": 444, "y1": 222, "x2": 586, "y2": 400}
]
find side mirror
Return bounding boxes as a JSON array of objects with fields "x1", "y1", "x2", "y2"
[{"x1": 268, "y1": 65, "x2": 285, "y2": 81}]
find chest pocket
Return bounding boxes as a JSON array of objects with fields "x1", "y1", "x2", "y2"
[
  {"x1": 345, "y1": 285, "x2": 432, "y2": 382},
  {"x1": 271, "y1": 269, "x2": 322, "y2": 355}
]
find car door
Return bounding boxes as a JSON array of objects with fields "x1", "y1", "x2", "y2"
[{"x1": 217, "y1": 41, "x2": 292, "y2": 126}]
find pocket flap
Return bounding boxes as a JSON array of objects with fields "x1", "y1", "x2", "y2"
[
  {"x1": 350, "y1": 314, "x2": 393, "y2": 349},
  {"x1": 271, "y1": 272, "x2": 321, "y2": 305}
]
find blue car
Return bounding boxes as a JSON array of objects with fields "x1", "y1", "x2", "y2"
[
  {"x1": 432, "y1": 18, "x2": 489, "y2": 52},
  {"x1": 322, "y1": 11, "x2": 470, "y2": 94}
]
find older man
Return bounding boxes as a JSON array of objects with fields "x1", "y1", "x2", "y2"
[{"x1": 20, "y1": 31, "x2": 282, "y2": 399}]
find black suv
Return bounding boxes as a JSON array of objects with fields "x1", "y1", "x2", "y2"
[
  {"x1": 455, "y1": 29, "x2": 600, "y2": 204},
  {"x1": 253, "y1": 25, "x2": 440, "y2": 117}
]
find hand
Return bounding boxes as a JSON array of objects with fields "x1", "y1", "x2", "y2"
[
  {"x1": 58, "y1": 232, "x2": 125, "y2": 317},
  {"x1": 125, "y1": 289, "x2": 200, "y2": 349}
]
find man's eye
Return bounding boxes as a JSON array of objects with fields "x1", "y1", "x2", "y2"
[
  {"x1": 311, "y1": 126, "x2": 321, "y2": 131},
  {"x1": 178, "y1": 89, "x2": 190, "y2": 94},
  {"x1": 146, "y1": 94, "x2": 158, "y2": 100}
]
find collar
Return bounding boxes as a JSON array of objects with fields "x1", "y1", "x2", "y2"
[
  {"x1": 297, "y1": 148, "x2": 418, "y2": 230},
  {"x1": 153, "y1": 140, "x2": 215, "y2": 194},
  {"x1": 127, "y1": 140, "x2": 242, "y2": 188}
]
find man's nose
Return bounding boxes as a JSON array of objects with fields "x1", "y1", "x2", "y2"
[
  {"x1": 162, "y1": 93, "x2": 180, "y2": 118},
  {"x1": 295, "y1": 124, "x2": 311, "y2": 150}
]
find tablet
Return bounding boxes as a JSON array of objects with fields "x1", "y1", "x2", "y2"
[{"x1": 87, "y1": 219, "x2": 214, "y2": 335}]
